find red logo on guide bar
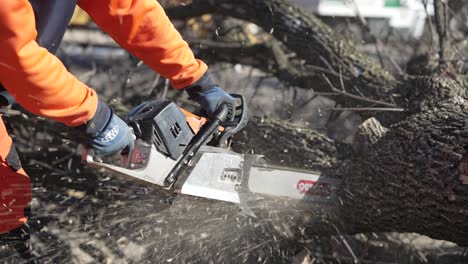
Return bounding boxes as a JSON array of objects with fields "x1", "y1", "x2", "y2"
[{"x1": 297, "y1": 180, "x2": 316, "y2": 194}]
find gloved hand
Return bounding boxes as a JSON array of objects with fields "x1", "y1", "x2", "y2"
[
  {"x1": 78, "y1": 100, "x2": 134, "y2": 157},
  {"x1": 184, "y1": 72, "x2": 235, "y2": 120},
  {"x1": 186, "y1": 86, "x2": 236, "y2": 121}
]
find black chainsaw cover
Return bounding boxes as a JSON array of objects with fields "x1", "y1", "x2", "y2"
[{"x1": 126, "y1": 100, "x2": 194, "y2": 160}]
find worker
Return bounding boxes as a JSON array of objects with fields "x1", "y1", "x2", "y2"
[{"x1": 0, "y1": 0, "x2": 235, "y2": 254}]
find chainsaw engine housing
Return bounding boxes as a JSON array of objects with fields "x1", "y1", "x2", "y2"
[{"x1": 126, "y1": 100, "x2": 194, "y2": 160}]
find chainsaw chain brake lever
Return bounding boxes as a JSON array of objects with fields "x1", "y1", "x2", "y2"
[{"x1": 210, "y1": 94, "x2": 249, "y2": 147}]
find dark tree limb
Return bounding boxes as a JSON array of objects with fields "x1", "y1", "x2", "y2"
[
  {"x1": 192, "y1": 39, "x2": 401, "y2": 109},
  {"x1": 434, "y1": 0, "x2": 450, "y2": 69},
  {"x1": 191, "y1": 39, "x2": 318, "y2": 88},
  {"x1": 167, "y1": 0, "x2": 402, "y2": 108}
]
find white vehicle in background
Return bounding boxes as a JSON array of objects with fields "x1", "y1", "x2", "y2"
[{"x1": 293, "y1": 0, "x2": 434, "y2": 39}]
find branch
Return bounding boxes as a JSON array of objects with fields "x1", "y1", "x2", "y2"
[
  {"x1": 321, "y1": 74, "x2": 399, "y2": 108},
  {"x1": 191, "y1": 39, "x2": 304, "y2": 79},
  {"x1": 167, "y1": 0, "x2": 402, "y2": 108},
  {"x1": 434, "y1": 0, "x2": 449, "y2": 69},
  {"x1": 191, "y1": 39, "x2": 347, "y2": 92}
]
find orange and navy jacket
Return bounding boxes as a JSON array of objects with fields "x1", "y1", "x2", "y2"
[{"x1": 0, "y1": 0, "x2": 209, "y2": 127}]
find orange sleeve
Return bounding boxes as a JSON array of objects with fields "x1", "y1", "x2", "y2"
[
  {"x1": 78, "y1": 0, "x2": 208, "y2": 89},
  {"x1": 0, "y1": 0, "x2": 98, "y2": 127}
]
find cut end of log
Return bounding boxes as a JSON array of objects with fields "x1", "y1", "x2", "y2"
[{"x1": 352, "y1": 118, "x2": 388, "y2": 153}]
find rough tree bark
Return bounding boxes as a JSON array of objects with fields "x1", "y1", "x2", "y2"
[{"x1": 167, "y1": 0, "x2": 468, "y2": 246}]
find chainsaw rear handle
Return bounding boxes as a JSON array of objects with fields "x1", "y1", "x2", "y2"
[{"x1": 82, "y1": 126, "x2": 140, "y2": 179}]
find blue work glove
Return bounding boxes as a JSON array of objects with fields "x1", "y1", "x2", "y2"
[
  {"x1": 185, "y1": 73, "x2": 235, "y2": 121},
  {"x1": 192, "y1": 86, "x2": 235, "y2": 119},
  {"x1": 78, "y1": 100, "x2": 134, "y2": 157}
]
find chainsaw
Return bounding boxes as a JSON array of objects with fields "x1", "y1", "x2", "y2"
[{"x1": 82, "y1": 95, "x2": 339, "y2": 211}]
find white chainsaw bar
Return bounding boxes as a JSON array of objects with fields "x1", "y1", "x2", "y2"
[{"x1": 84, "y1": 142, "x2": 338, "y2": 205}]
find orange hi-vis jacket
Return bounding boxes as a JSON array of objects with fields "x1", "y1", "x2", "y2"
[
  {"x1": 0, "y1": 0, "x2": 210, "y2": 234},
  {"x1": 0, "y1": 0, "x2": 208, "y2": 127}
]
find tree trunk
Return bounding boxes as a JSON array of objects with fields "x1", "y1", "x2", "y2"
[
  {"x1": 231, "y1": 77, "x2": 468, "y2": 246},
  {"x1": 341, "y1": 76, "x2": 468, "y2": 245},
  {"x1": 165, "y1": 0, "x2": 468, "y2": 245}
]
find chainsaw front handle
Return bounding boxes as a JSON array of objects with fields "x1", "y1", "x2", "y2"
[
  {"x1": 213, "y1": 103, "x2": 231, "y2": 123},
  {"x1": 164, "y1": 103, "x2": 230, "y2": 187},
  {"x1": 214, "y1": 94, "x2": 248, "y2": 147}
]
